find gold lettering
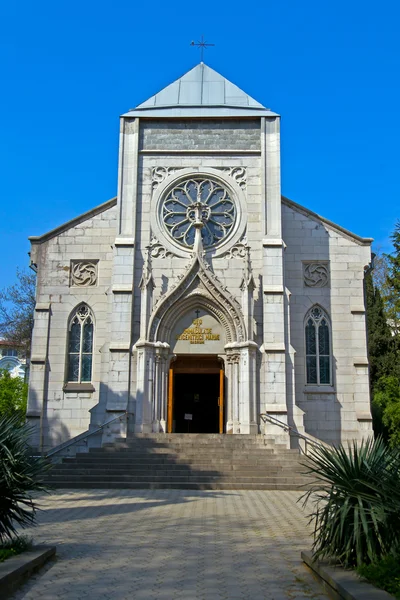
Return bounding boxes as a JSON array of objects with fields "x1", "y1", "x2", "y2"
[{"x1": 176, "y1": 320, "x2": 220, "y2": 344}]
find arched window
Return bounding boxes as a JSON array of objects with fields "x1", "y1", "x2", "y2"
[
  {"x1": 67, "y1": 304, "x2": 94, "y2": 383},
  {"x1": 305, "y1": 306, "x2": 331, "y2": 385}
]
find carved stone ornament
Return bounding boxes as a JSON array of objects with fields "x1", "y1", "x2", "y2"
[
  {"x1": 148, "y1": 236, "x2": 175, "y2": 259},
  {"x1": 151, "y1": 167, "x2": 184, "y2": 192},
  {"x1": 223, "y1": 235, "x2": 249, "y2": 259},
  {"x1": 303, "y1": 262, "x2": 330, "y2": 288},
  {"x1": 215, "y1": 167, "x2": 247, "y2": 189},
  {"x1": 147, "y1": 215, "x2": 246, "y2": 344},
  {"x1": 70, "y1": 261, "x2": 98, "y2": 287}
]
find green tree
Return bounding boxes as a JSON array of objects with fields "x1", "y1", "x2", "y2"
[
  {"x1": 385, "y1": 220, "x2": 400, "y2": 336},
  {"x1": 365, "y1": 272, "x2": 397, "y2": 392},
  {"x1": 0, "y1": 371, "x2": 28, "y2": 422},
  {"x1": 373, "y1": 376, "x2": 400, "y2": 448},
  {"x1": 0, "y1": 269, "x2": 36, "y2": 357}
]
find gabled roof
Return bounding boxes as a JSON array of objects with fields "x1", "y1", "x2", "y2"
[
  {"x1": 123, "y1": 63, "x2": 278, "y2": 118},
  {"x1": 28, "y1": 197, "x2": 117, "y2": 244},
  {"x1": 281, "y1": 196, "x2": 374, "y2": 246}
]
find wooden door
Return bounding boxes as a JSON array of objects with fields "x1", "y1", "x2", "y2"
[
  {"x1": 167, "y1": 368, "x2": 174, "y2": 433},
  {"x1": 218, "y1": 368, "x2": 224, "y2": 434}
]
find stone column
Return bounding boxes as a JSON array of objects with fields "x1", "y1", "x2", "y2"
[
  {"x1": 152, "y1": 343, "x2": 170, "y2": 432},
  {"x1": 260, "y1": 115, "x2": 288, "y2": 442},
  {"x1": 27, "y1": 302, "x2": 51, "y2": 451},
  {"x1": 135, "y1": 341, "x2": 170, "y2": 433},
  {"x1": 105, "y1": 117, "x2": 140, "y2": 428},
  {"x1": 238, "y1": 342, "x2": 258, "y2": 434},
  {"x1": 351, "y1": 307, "x2": 373, "y2": 439},
  {"x1": 225, "y1": 346, "x2": 240, "y2": 434},
  {"x1": 135, "y1": 341, "x2": 155, "y2": 433}
]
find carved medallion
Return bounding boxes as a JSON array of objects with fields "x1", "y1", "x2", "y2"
[
  {"x1": 303, "y1": 263, "x2": 330, "y2": 288},
  {"x1": 70, "y1": 261, "x2": 98, "y2": 287}
]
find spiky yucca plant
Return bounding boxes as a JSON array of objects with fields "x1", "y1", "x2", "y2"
[
  {"x1": 0, "y1": 414, "x2": 50, "y2": 542},
  {"x1": 302, "y1": 437, "x2": 400, "y2": 567}
]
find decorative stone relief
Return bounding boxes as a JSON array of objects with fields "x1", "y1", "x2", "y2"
[
  {"x1": 147, "y1": 236, "x2": 175, "y2": 259},
  {"x1": 147, "y1": 227, "x2": 246, "y2": 344},
  {"x1": 223, "y1": 235, "x2": 249, "y2": 259},
  {"x1": 215, "y1": 166, "x2": 247, "y2": 189},
  {"x1": 303, "y1": 262, "x2": 330, "y2": 288},
  {"x1": 151, "y1": 167, "x2": 184, "y2": 192},
  {"x1": 70, "y1": 260, "x2": 98, "y2": 287}
]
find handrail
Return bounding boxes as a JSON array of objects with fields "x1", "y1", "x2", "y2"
[
  {"x1": 46, "y1": 412, "x2": 129, "y2": 458},
  {"x1": 260, "y1": 412, "x2": 327, "y2": 455}
]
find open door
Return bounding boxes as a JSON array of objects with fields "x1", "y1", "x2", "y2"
[
  {"x1": 167, "y1": 368, "x2": 174, "y2": 433},
  {"x1": 219, "y1": 368, "x2": 224, "y2": 434}
]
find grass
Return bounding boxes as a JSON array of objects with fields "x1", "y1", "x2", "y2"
[
  {"x1": 0, "y1": 535, "x2": 33, "y2": 562},
  {"x1": 357, "y1": 556, "x2": 400, "y2": 599}
]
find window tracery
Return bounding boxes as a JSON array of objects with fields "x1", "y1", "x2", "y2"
[
  {"x1": 162, "y1": 178, "x2": 236, "y2": 248},
  {"x1": 67, "y1": 304, "x2": 94, "y2": 383},
  {"x1": 305, "y1": 306, "x2": 331, "y2": 385}
]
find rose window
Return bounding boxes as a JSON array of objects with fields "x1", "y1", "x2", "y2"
[{"x1": 162, "y1": 179, "x2": 236, "y2": 248}]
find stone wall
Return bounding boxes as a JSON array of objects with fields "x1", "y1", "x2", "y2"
[
  {"x1": 27, "y1": 204, "x2": 117, "y2": 450},
  {"x1": 282, "y1": 200, "x2": 372, "y2": 443},
  {"x1": 138, "y1": 119, "x2": 261, "y2": 151}
]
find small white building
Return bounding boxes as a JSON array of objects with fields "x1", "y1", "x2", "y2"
[
  {"x1": 27, "y1": 63, "x2": 373, "y2": 451},
  {"x1": 0, "y1": 341, "x2": 27, "y2": 379}
]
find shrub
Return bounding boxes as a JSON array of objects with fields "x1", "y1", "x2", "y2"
[
  {"x1": 301, "y1": 437, "x2": 400, "y2": 567},
  {"x1": 0, "y1": 535, "x2": 32, "y2": 562},
  {"x1": 0, "y1": 370, "x2": 28, "y2": 422},
  {"x1": 357, "y1": 556, "x2": 400, "y2": 599},
  {"x1": 0, "y1": 414, "x2": 50, "y2": 542}
]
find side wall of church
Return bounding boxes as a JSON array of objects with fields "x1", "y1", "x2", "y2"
[
  {"x1": 282, "y1": 202, "x2": 373, "y2": 443},
  {"x1": 27, "y1": 205, "x2": 117, "y2": 450}
]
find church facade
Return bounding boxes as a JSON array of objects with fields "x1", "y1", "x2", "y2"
[{"x1": 27, "y1": 64, "x2": 373, "y2": 451}]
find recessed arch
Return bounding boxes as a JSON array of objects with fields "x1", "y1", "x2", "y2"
[{"x1": 154, "y1": 292, "x2": 238, "y2": 347}]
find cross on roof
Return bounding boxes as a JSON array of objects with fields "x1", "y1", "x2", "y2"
[{"x1": 190, "y1": 35, "x2": 215, "y2": 62}]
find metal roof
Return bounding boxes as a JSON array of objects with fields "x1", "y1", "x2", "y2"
[{"x1": 122, "y1": 63, "x2": 278, "y2": 118}]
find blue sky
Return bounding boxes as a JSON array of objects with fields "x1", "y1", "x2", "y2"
[{"x1": 1, "y1": 0, "x2": 399, "y2": 289}]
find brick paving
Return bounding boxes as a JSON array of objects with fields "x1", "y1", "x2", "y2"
[{"x1": 11, "y1": 490, "x2": 327, "y2": 600}]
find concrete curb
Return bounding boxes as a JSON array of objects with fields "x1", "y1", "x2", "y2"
[
  {"x1": 0, "y1": 545, "x2": 56, "y2": 598},
  {"x1": 302, "y1": 550, "x2": 396, "y2": 600}
]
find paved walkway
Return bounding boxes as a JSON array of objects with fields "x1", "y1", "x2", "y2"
[{"x1": 12, "y1": 490, "x2": 327, "y2": 600}]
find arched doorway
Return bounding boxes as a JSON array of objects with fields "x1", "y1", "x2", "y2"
[{"x1": 167, "y1": 355, "x2": 225, "y2": 434}]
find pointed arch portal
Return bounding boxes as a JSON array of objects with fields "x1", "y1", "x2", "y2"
[{"x1": 135, "y1": 216, "x2": 257, "y2": 435}]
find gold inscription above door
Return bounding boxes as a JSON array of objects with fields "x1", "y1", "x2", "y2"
[
  {"x1": 171, "y1": 310, "x2": 224, "y2": 354},
  {"x1": 176, "y1": 318, "x2": 220, "y2": 345}
]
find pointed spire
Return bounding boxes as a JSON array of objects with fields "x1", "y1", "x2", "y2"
[
  {"x1": 139, "y1": 246, "x2": 154, "y2": 291},
  {"x1": 240, "y1": 246, "x2": 255, "y2": 291},
  {"x1": 122, "y1": 64, "x2": 278, "y2": 118}
]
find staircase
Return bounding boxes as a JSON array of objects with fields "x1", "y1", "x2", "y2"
[{"x1": 46, "y1": 434, "x2": 311, "y2": 490}]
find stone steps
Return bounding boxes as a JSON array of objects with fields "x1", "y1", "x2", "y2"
[
  {"x1": 44, "y1": 481, "x2": 308, "y2": 491},
  {"x1": 46, "y1": 433, "x2": 310, "y2": 490}
]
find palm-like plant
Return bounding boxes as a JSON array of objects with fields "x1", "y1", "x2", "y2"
[
  {"x1": 0, "y1": 414, "x2": 50, "y2": 542},
  {"x1": 302, "y1": 437, "x2": 400, "y2": 567}
]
